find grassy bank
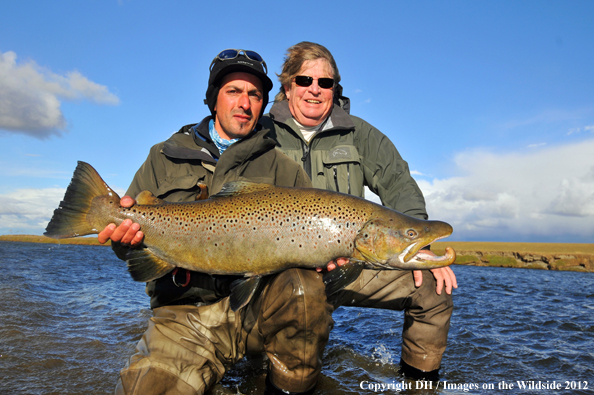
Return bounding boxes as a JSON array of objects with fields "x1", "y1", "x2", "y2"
[
  {"x1": 432, "y1": 241, "x2": 594, "y2": 255},
  {"x1": 2, "y1": 235, "x2": 593, "y2": 272},
  {"x1": 432, "y1": 242, "x2": 594, "y2": 272}
]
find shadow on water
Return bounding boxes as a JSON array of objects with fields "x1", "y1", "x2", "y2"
[{"x1": 1, "y1": 242, "x2": 593, "y2": 394}]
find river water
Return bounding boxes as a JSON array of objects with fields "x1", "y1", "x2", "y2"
[{"x1": 0, "y1": 241, "x2": 592, "y2": 394}]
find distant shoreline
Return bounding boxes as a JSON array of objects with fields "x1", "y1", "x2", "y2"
[
  {"x1": 0, "y1": 234, "x2": 110, "y2": 246},
  {"x1": 2, "y1": 234, "x2": 593, "y2": 272}
]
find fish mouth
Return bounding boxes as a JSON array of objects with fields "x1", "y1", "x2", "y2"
[{"x1": 397, "y1": 246, "x2": 456, "y2": 269}]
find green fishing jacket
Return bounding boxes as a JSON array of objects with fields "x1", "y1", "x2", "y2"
[
  {"x1": 260, "y1": 100, "x2": 428, "y2": 220},
  {"x1": 127, "y1": 116, "x2": 311, "y2": 200}
]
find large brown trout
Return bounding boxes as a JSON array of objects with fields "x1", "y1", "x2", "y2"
[{"x1": 45, "y1": 162, "x2": 456, "y2": 310}]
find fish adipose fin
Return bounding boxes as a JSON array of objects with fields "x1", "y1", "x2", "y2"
[
  {"x1": 323, "y1": 263, "x2": 364, "y2": 296},
  {"x1": 125, "y1": 248, "x2": 176, "y2": 282},
  {"x1": 211, "y1": 181, "x2": 274, "y2": 198},
  {"x1": 44, "y1": 161, "x2": 119, "y2": 239},
  {"x1": 229, "y1": 276, "x2": 262, "y2": 311}
]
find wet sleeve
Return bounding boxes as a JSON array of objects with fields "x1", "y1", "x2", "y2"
[{"x1": 353, "y1": 117, "x2": 428, "y2": 220}]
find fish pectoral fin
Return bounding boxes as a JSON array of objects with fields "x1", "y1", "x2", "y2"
[
  {"x1": 229, "y1": 276, "x2": 262, "y2": 311},
  {"x1": 352, "y1": 248, "x2": 384, "y2": 266},
  {"x1": 323, "y1": 263, "x2": 364, "y2": 296},
  {"x1": 125, "y1": 247, "x2": 175, "y2": 282},
  {"x1": 135, "y1": 190, "x2": 165, "y2": 206},
  {"x1": 211, "y1": 181, "x2": 274, "y2": 198}
]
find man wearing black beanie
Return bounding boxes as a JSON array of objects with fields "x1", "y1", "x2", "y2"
[{"x1": 102, "y1": 49, "x2": 329, "y2": 395}]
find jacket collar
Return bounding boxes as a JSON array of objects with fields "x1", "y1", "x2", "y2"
[
  {"x1": 161, "y1": 116, "x2": 276, "y2": 169},
  {"x1": 215, "y1": 123, "x2": 276, "y2": 173},
  {"x1": 161, "y1": 117, "x2": 219, "y2": 164}
]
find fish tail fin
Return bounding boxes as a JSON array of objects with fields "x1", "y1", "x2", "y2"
[{"x1": 44, "y1": 161, "x2": 119, "y2": 239}]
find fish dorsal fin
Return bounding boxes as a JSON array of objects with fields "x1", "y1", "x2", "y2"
[
  {"x1": 211, "y1": 181, "x2": 274, "y2": 198},
  {"x1": 135, "y1": 190, "x2": 165, "y2": 206}
]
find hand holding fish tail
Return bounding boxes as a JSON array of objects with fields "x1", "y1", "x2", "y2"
[{"x1": 97, "y1": 196, "x2": 144, "y2": 247}]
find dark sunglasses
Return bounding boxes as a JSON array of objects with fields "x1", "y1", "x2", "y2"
[
  {"x1": 294, "y1": 75, "x2": 335, "y2": 89},
  {"x1": 210, "y1": 49, "x2": 268, "y2": 73}
]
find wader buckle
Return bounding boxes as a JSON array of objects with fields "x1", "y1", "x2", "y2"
[{"x1": 172, "y1": 268, "x2": 191, "y2": 287}]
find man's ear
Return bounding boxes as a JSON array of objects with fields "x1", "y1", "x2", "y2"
[{"x1": 283, "y1": 85, "x2": 291, "y2": 100}]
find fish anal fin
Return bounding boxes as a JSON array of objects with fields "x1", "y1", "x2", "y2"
[
  {"x1": 323, "y1": 263, "x2": 364, "y2": 296},
  {"x1": 135, "y1": 190, "x2": 165, "y2": 206},
  {"x1": 212, "y1": 181, "x2": 274, "y2": 198},
  {"x1": 229, "y1": 276, "x2": 262, "y2": 311},
  {"x1": 125, "y1": 247, "x2": 175, "y2": 282}
]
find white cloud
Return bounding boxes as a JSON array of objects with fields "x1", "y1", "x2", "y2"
[
  {"x1": 567, "y1": 125, "x2": 594, "y2": 136},
  {"x1": 0, "y1": 187, "x2": 66, "y2": 234},
  {"x1": 417, "y1": 138, "x2": 594, "y2": 242},
  {"x1": 0, "y1": 50, "x2": 120, "y2": 139}
]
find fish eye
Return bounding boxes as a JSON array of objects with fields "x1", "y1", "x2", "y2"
[{"x1": 406, "y1": 229, "x2": 417, "y2": 238}]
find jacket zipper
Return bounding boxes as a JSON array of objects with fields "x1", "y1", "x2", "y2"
[
  {"x1": 333, "y1": 166, "x2": 339, "y2": 192},
  {"x1": 347, "y1": 163, "x2": 351, "y2": 195},
  {"x1": 301, "y1": 141, "x2": 312, "y2": 179}
]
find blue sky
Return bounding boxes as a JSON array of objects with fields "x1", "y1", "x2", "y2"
[{"x1": 1, "y1": 1, "x2": 593, "y2": 243}]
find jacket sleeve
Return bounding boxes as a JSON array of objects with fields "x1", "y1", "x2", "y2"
[
  {"x1": 294, "y1": 165, "x2": 313, "y2": 188},
  {"x1": 352, "y1": 116, "x2": 428, "y2": 220},
  {"x1": 125, "y1": 143, "x2": 165, "y2": 198}
]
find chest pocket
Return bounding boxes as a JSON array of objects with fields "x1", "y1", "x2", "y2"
[{"x1": 317, "y1": 145, "x2": 363, "y2": 197}]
